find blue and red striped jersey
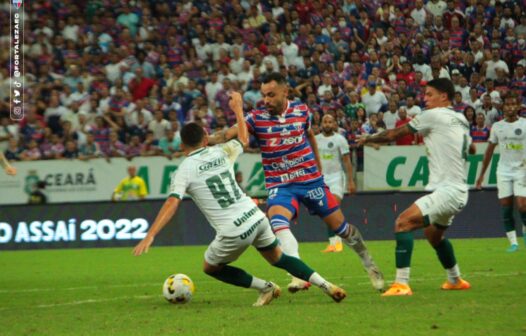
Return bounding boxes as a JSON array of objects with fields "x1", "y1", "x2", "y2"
[{"x1": 246, "y1": 101, "x2": 322, "y2": 189}]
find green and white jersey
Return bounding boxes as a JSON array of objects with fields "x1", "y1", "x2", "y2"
[
  {"x1": 315, "y1": 133, "x2": 349, "y2": 176},
  {"x1": 169, "y1": 139, "x2": 265, "y2": 237},
  {"x1": 489, "y1": 118, "x2": 526, "y2": 176},
  {"x1": 409, "y1": 107, "x2": 471, "y2": 191}
]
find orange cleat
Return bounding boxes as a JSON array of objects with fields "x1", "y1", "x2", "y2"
[
  {"x1": 381, "y1": 283, "x2": 413, "y2": 296},
  {"x1": 321, "y1": 244, "x2": 336, "y2": 253},
  {"x1": 441, "y1": 278, "x2": 471, "y2": 290}
]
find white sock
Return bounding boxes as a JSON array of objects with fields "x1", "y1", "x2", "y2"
[
  {"x1": 250, "y1": 277, "x2": 268, "y2": 291},
  {"x1": 329, "y1": 236, "x2": 336, "y2": 245},
  {"x1": 333, "y1": 236, "x2": 342, "y2": 245},
  {"x1": 395, "y1": 267, "x2": 410, "y2": 285},
  {"x1": 446, "y1": 264, "x2": 461, "y2": 284},
  {"x1": 506, "y1": 231, "x2": 518, "y2": 245},
  {"x1": 308, "y1": 272, "x2": 328, "y2": 287},
  {"x1": 276, "y1": 229, "x2": 300, "y2": 258}
]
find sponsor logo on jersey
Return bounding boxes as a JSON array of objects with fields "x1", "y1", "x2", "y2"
[
  {"x1": 198, "y1": 157, "x2": 226, "y2": 174},
  {"x1": 280, "y1": 169, "x2": 307, "y2": 182},
  {"x1": 268, "y1": 135, "x2": 303, "y2": 147},
  {"x1": 234, "y1": 206, "x2": 259, "y2": 228},
  {"x1": 306, "y1": 187, "x2": 325, "y2": 200},
  {"x1": 270, "y1": 156, "x2": 305, "y2": 170}
]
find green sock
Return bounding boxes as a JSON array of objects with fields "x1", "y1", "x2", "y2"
[
  {"x1": 207, "y1": 265, "x2": 253, "y2": 288},
  {"x1": 502, "y1": 205, "x2": 515, "y2": 232},
  {"x1": 434, "y1": 239, "x2": 457, "y2": 269},
  {"x1": 273, "y1": 253, "x2": 315, "y2": 281},
  {"x1": 395, "y1": 232, "x2": 414, "y2": 268}
]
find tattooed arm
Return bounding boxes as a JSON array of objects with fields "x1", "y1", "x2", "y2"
[{"x1": 358, "y1": 124, "x2": 414, "y2": 145}]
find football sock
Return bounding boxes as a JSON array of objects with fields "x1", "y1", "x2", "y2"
[
  {"x1": 207, "y1": 265, "x2": 253, "y2": 288},
  {"x1": 249, "y1": 277, "x2": 269, "y2": 291},
  {"x1": 335, "y1": 222, "x2": 373, "y2": 267},
  {"x1": 506, "y1": 231, "x2": 518, "y2": 246},
  {"x1": 275, "y1": 228, "x2": 300, "y2": 258},
  {"x1": 395, "y1": 267, "x2": 410, "y2": 285},
  {"x1": 272, "y1": 253, "x2": 314, "y2": 281},
  {"x1": 502, "y1": 206, "x2": 516, "y2": 245},
  {"x1": 446, "y1": 264, "x2": 461, "y2": 284},
  {"x1": 434, "y1": 238, "x2": 457, "y2": 269},
  {"x1": 395, "y1": 232, "x2": 414, "y2": 268}
]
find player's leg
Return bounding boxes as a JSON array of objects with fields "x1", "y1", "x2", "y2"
[
  {"x1": 267, "y1": 188, "x2": 310, "y2": 292},
  {"x1": 498, "y1": 175, "x2": 518, "y2": 251},
  {"x1": 513, "y1": 176, "x2": 526, "y2": 247},
  {"x1": 424, "y1": 224, "x2": 470, "y2": 290},
  {"x1": 203, "y1": 236, "x2": 278, "y2": 306},
  {"x1": 380, "y1": 203, "x2": 424, "y2": 296},
  {"x1": 322, "y1": 194, "x2": 343, "y2": 253},
  {"x1": 254, "y1": 220, "x2": 346, "y2": 302},
  {"x1": 302, "y1": 183, "x2": 384, "y2": 291}
]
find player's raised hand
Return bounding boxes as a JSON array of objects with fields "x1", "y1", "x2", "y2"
[
  {"x1": 133, "y1": 235, "x2": 154, "y2": 256},
  {"x1": 228, "y1": 91, "x2": 243, "y2": 114}
]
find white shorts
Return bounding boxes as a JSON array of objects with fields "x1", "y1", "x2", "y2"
[
  {"x1": 204, "y1": 217, "x2": 277, "y2": 266},
  {"x1": 324, "y1": 173, "x2": 346, "y2": 199},
  {"x1": 497, "y1": 173, "x2": 526, "y2": 199},
  {"x1": 415, "y1": 186, "x2": 468, "y2": 227}
]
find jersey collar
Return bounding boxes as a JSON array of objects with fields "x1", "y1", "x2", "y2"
[{"x1": 188, "y1": 147, "x2": 207, "y2": 156}]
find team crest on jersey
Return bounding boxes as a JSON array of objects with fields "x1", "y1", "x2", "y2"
[
  {"x1": 280, "y1": 127, "x2": 291, "y2": 136},
  {"x1": 515, "y1": 128, "x2": 522, "y2": 135},
  {"x1": 290, "y1": 109, "x2": 303, "y2": 117},
  {"x1": 328, "y1": 142, "x2": 334, "y2": 148},
  {"x1": 267, "y1": 126, "x2": 273, "y2": 133},
  {"x1": 293, "y1": 122, "x2": 302, "y2": 131}
]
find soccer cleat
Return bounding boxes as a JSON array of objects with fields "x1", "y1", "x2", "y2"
[
  {"x1": 507, "y1": 244, "x2": 519, "y2": 253},
  {"x1": 253, "y1": 282, "x2": 281, "y2": 307},
  {"x1": 322, "y1": 283, "x2": 347, "y2": 303},
  {"x1": 441, "y1": 278, "x2": 471, "y2": 290},
  {"x1": 334, "y1": 241, "x2": 344, "y2": 252},
  {"x1": 287, "y1": 277, "x2": 311, "y2": 293},
  {"x1": 365, "y1": 263, "x2": 385, "y2": 292},
  {"x1": 381, "y1": 283, "x2": 413, "y2": 296},
  {"x1": 321, "y1": 244, "x2": 336, "y2": 253}
]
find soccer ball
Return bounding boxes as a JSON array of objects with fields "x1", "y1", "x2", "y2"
[{"x1": 162, "y1": 274, "x2": 195, "y2": 304}]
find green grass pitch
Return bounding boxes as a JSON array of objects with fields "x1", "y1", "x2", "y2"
[{"x1": 1, "y1": 238, "x2": 525, "y2": 336}]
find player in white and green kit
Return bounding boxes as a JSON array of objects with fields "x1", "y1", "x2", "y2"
[
  {"x1": 360, "y1": 78, "x2": 473, "y2": 296},
  {"x1": 134, "y1": 92, "x2": 346, "y2": 306},
  {"x1": 316, "y1": 115, "x2": 356, "y2": 253},
  {"x1": 476, "y1": 93, "x2": 526, "y2": 252}
]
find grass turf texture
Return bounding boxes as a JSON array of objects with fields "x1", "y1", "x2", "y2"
[{"x1": 1, "y1": 238, "x2": 525, "y2": 336}]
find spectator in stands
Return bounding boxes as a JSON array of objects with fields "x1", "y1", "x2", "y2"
[
  {"x1": 148, "y1": 110, "x2": 171, "y2": 141},
  {"x1": 79, "y1": 133, "x2": 102, "y2": 161},
  {"x1": 20, "y1": 140, "x2": 42, "y2": 161},
  {"x1": 158, "y1": 128, "x2": 183, "y2": 159},
  {"x1": 470, "y1": 112, "x2": 491, "y2": 143},
  {"x1": 361, "y1": 82, "x2": 387, "y2": 116},
  {"x1": 4, "y1": 138, "x2": 22, "y2": 162},
  {"x1": 63, "y1": 140, "x2": 79, "y2": 159},
  {"x1": 395, "y1": 108, "x2": 415, "y2": 146},
  {"x1": 464, "y1": 106, "x2": 477, "y2": 126}
]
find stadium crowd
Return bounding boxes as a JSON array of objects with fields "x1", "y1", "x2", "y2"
[{"x1": 0, "y1": 0, "x2": 525, "y2": 170}]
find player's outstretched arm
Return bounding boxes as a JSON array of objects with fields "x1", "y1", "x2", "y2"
[
  {"x1": 358, "y1": 124, "x2": 413, "y2": 145},
  {"x1": 475, "y1": 143, "x2": 497, "y2": 189},
  {"x1": 208, "y1": 125, "x2": 239, "y2": 145},
  {"x1": 0, "y1": 152, "x2": 16, "y2": 176},
  {"x1": 133, "y1": 196, "x2": 181, "y2": 256},
  {"x1": 229, "y1": 91, "x2": 249, "y2": 147}
]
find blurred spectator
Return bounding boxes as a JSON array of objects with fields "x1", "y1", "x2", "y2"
[
  {"x1": 111, "y1": 165, "x2": 148, "y2": 201},
  {"x1": 148, "y1": 110, "x2": 171, "y2": 140},
  {"x1": 79, "y1": 133, "x2": 102, "y2": 161},
  {"x1": 395, "y1": 108, "x2": 415, "y2": 146},
  {"x1": 470, "y1": 113, "x2": 491, "y2": 143},
  {"x1": 158, "y1": 128, "x2": 183, "y2": 158}
]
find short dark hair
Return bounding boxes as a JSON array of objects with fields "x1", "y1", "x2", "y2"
[
  {"x1": 261, "y1": 72, "x2": 287, "y2": 85},
  {"x1": 426, "y1": 78, "x2": 455, "y2": 102},
  {"x1": 180, "y1": 122, "x2": 205, "y2": 147}
]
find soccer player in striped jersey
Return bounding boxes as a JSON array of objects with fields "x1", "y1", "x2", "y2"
[
  {"x1": 134, "y1": 93, "x2": 347, "y2": 306},
  {"x1": 209, "y1": 72, "x2": 384, "y2": 293},
  {"x1": 476, "y1": 93, "x2": 526, "y2": 252}
]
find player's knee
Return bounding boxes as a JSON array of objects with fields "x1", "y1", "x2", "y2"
[
  {"x1": 395, "y1": 215, "x2": 412, "y2": 232},
  {"x1": 203, "y1": 262, "x2": 222, "y2": 275},
  {"x1": 516, "y1": 201, "x2": 526, "y2": 213}
]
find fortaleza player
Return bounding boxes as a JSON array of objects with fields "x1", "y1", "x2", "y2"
[
  {"x1": 476, "y1": 93, "x2": 526, "y2": 252},
  {"x1": 133, "y1": 93, "x2": 347, "y2": 306},
  {"x1": 316, "y1": 114, "x2": 356, "y2": 253},
  {"x1": 209, "y1": 72, "x2": 384, "y2": 293},
  {"x1": 360, "y1": 78, "x2": 475, "y2": 296}
]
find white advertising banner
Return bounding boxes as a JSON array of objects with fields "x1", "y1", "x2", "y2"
[
  {"x1": 0, "y1": 154, "x2": 267, "y2": 205},
  {"x1": 364, "y1": 143, "x2": 499, "y2": 191}
]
